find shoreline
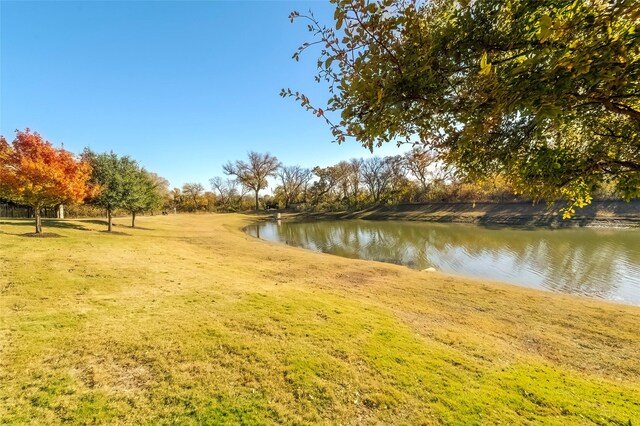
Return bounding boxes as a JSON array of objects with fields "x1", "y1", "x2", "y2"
[
  {"x1": 271, "y1": 199, "x2": 640, "y2": 228},
  {"x1": 245, "y1": 211, "x2": 640, "y2": 307}
]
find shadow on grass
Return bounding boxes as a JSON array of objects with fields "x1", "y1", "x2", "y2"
[
  {"x1": 1, "y1": 218, "x2": 156, "y2": 234},
  {"x1": 99, "y1": 230, "x2": 130, "y2": 236},
  {"x1": 0, "y1": 219, "x2": 92, "y2": 231},
  {"x1": 75, "y1": 219, "x2": 109, "y2": 227},
  {"x1": 75, "y1": 219, "x2": 154, "y2": 230},
  {"x1": 20, "y1": 232, "x2": 63, "y2": 238}
]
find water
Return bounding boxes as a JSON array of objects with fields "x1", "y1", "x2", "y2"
[{"x1": 246, "y1": 220, "x2": 640, "y2": 306}]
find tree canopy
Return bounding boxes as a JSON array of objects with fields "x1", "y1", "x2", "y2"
[
  {"x1": 0, "y1": 129, "x2": 93, "y2": 233},
  {"x1": 223, "y1": 152, "x2": 281, "y2": 210},
  {"x1": 181, "y1": 182, "x2": 206, "y2": 212},
  {"x1": 278, "y1": 165, "x2": 313, "y2": 208},
  {"x1": 83, "y1": 150, "x2": 145, "y2": 231},
  {"x1": 285, "y1": 0, "x2": 640, "y2": 216},
  {"x1": 122, "y1": 170, "x2": 165, "y2": 227}
]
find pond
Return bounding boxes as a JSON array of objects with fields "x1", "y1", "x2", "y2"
[{"x1": 246, "y1": 220, "x2": 640, "y2": 306}]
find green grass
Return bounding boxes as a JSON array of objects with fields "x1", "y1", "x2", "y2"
[{"x1": 1, "y1": 215, "x2": 639, "y2": 424}]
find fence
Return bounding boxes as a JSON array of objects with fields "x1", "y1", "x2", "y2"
[{"x1": 0, "y1": 201, "x2": 60, "y2": 218}]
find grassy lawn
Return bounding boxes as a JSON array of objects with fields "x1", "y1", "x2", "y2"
[{"x1": 1, "y1": 214, "x2": 639, "y2": 424}]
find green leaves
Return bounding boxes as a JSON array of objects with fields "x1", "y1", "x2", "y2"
[
  {"x1": 288, "y1": 0, "x2": 640, "y2": 216},
  {"x1": 538, "y1": 14, "x2": 553, "y2": 42},
  {"x1": 84, "y1": 150, "x2": 163, "y2": 217},
  {"x1": 479, "y1": 51, "x2": 492, "y2": 76},
  {"x1": 334, "y1": 6, "x2": 344, "y2": 29}
]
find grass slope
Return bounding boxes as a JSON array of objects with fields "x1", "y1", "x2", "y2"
[{"x1": 0, "y1": 214, "x2": 639, "y2": 424}]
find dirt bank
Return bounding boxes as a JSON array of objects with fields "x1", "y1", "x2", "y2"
[{"x1": 285, "y1": 200, "x2": 640, "y2": 227}]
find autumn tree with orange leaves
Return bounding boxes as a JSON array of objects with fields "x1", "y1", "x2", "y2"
[{"x1": 0, "y1": 129, "x2": 94, "y2": 234}]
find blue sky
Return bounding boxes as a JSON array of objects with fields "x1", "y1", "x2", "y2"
[{"x1": 1, "y1": 0, "x2": 408, "y2": 189}]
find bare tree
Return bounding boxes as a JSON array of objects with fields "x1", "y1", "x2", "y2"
[
  {"x1": 309, "y1": 165, "x2": 341, "y2": 205},
  {"x1": 146, "y1": 172, "x2": 171, "y2": 212},
  {"x1": 169, "y1": 187, "x2": 182, "y2": 212},
  {"x1": 223, "y1": 152, "x2": 280, "y2": 211},
  {"x1": 403, "y1": 147, "x2": 437, "y2": 193},
  {"x1": 334, "y1": 161, "x2": 352, "y2": 201},
  {"x1": 386, "y1": 155, "x2": 408, "y2": 191},
  {"x1": 277, "y1": 165, "x2": 312, "y2": 208},
  {"x1": 210, "y1": 177, "x2": 249, "y2": 210},
  {"x1": 361, "y1": 157, "x2": 393, "y2": 202},
  {"x1": 210, "y1": 176, "x2": 238, "y2": 208},
  {"x1": 348, "y1": 158, "x2": 363, "y2": 201},
  {"x1": 182, "y1": 182, "x2": 205, "y2": 212}
]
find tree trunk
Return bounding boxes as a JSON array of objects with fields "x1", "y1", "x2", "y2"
[
  {"x1": 132, "y1": 211, "x2": 136, "y2": 228},
  {"x1": 108, "y1": 208, "x2": 113, "y2": 232},
  {"x1": 34, "y1": 206, "x2": 42, "y2": 234},
  {"x1": 255, "y1": 190, "x2": 259, "y2": 211}
]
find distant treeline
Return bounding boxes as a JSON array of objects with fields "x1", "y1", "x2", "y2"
[
  {"x1": 177, "y1": 148, "x2": 627, "y2": 213},
  {"x1": 1, "y1": 137, "x2": 629, "y2": 221}
]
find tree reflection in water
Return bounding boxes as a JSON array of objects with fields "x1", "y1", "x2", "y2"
[{"x1": 246, "y1": 220, "x2": 640, "y2": 305}]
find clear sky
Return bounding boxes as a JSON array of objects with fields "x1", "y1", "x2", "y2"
[{"x1": 1, "y1": 0, "x2": 408, "y2": 190}]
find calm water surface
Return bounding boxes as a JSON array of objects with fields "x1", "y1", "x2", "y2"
[{"x1": 246, "y1": 220, "x2": 640, "y2": 306}]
